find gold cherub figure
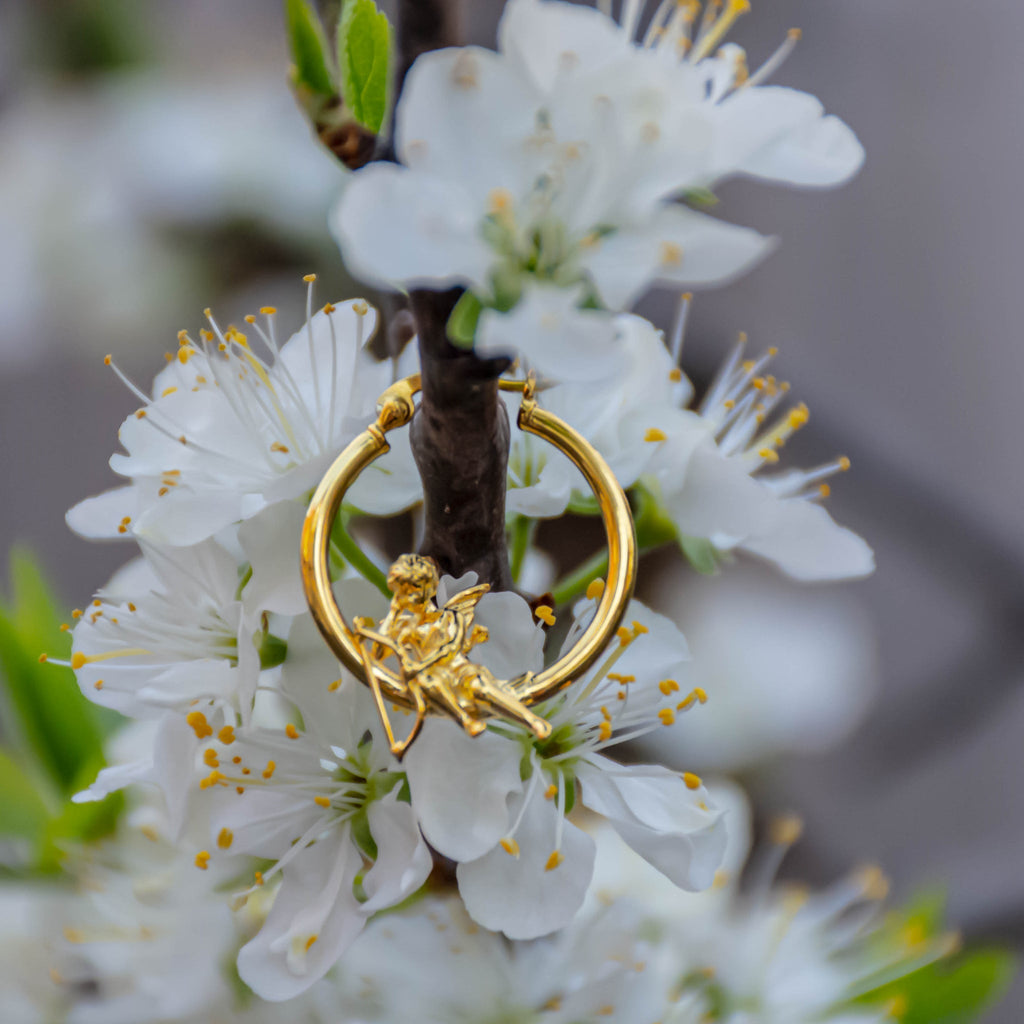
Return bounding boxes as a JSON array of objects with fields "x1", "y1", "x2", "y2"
[{"x1": 354, "y1": 554, "x2": 553, "y2": 757}]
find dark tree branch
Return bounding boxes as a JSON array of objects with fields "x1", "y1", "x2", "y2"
[
  {"x1": 408, "y1": 290, "x2": 514, "y2": 590},
  {"x1": 387, "y1": 1, "x2": 514, "y2": 591}
]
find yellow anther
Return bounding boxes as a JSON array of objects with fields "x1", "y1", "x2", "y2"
[
  {"x1": 669, "y1": 368, "x2": 683, "y2": 382},
  {"x1": 285, "y1": 723, "x2": 300, "y2": 740},
  {"x1": 788, "y1": 404, "x2": 809, "y2": 428},
  {"x1": 303, "y1": 273, "x2": 317, "y2": 283},
  {"x1": 545, "y1": 850, "x2": 564, "y2": 872},
  {"x1": 140, "y1": 824, "x2": 159, "y2": 842},
  {"x1": 855, "y1": 864, "x2": 890, "y2": 901},
  {"x1": 487, "y1": 188, "x2": 514, "y2": 215},
  {"x1": 758, "y1": 448, "x2": 780, "y2": 463},
  {"x1": 199, "y1": 770, "x2": 227, "y2": 790},
  {"x1": 839, "y1": 456, "x2": 851, "y2": 471},
  {"x1": 535, "y1": 605, "x2": 556, "y2": 626},
  {"x1": 103, "y1": 354, "x2": 112, "y2": 366},
  {"x1": 72, "y1": 609, "x2": 83, "y2": 618},
  {"x1": 161, "y1": 386, "x2": 178, "y2": 398},
  {"x1": 788, "y1": 27, "x2": 803, "y2": 41},
  {"x1": 600, "y1": 705, "x2": 611, "y2": 720},
  {"x1": 232, "y1": 756, "x2": 242, "y2": 764},
  {"x1": 659, "y1": 709, "x2": 676, "y2": 726},
  {"x1": 328, "y1": 679, "x2": 342, "y2": 692},
  {"x1": 586, "y1": 578, "x2": 606, "y2": 600},
  {"x1": 723, "y1": 399, "x2": 736, "y2": 410},
  {"x1": 305, "y1": 934, "x2": 318, "y2": 952},
  {"x1": 616, "y1": 626, "x2": 633, "y2": 646},
  {"x1": 713, "y1": 869, "x2": 731, "y2": 889},
  {"x1": 270, "y1": 442, "x2": 290, "y2": 453},
  {"x1": 644, "y1": 427, "x2": 668, "y2": 443},
  {"x1": 38, "y1": 653, "x2": 48, "y2": 664},
  {"x1": 186, "y1": 711, "x2": 214, "y2": 739},
  {"x1": 352, "y1": 299, "x2": 369, "y2": 316},
  {"x1": 70, "y1": 652, "x2": 86, "y2": 670},
  {"x1": 218, "y1": 725, "x2": 235, "y2": 745},
  {"x1": 59, "y1": 623, "x2": 70, "y2": 632},
  {"x1": 254, "y1": 871, "x2": 264, "y2": 886},
  {"x1": 262, "y1": 760, "x2": 277, "y2": 780},
  {"x1": 683, "y1": 771, "x2": 702, "y2": 789},
  {"x1": 135, "y1": 409, "x2": 147, "y2": 420},
  {"x1": 694, "y1": 687, "x2": 708, "y2": 703},
  {"x1": 260, "y1": 306, "x2": 277, "y2": 316},
  {"x1": 244, "y1": 314, "x2": 256, "y2": 324},
  {"x1": 819, "y1": 483, "x2": 831, "y2": 498},
  {"x1": 659, "y1": 679, "x2": 680, "y2": 695},
  {"x1": 632, "y1": 621, "x2": 648, "y2": 636},
  {"x1": 217, "y1": 828, "x2": 234, "y2": 849},
  {"x1": 770, "y1": 814, "x2": 804, "y2": 846},
  {"x1": 608, "y1": 673, "x2": 635, "y2": 684},
  {"x1": 203, "y1": 748, "x2": 220, "y2": 768},
  {"x1": 315, "y1": 796, "x2": 331, "y2": 808},
  {"x1": 544, "y1": 784, "x2": 558, "y2": 800},
  {"x1": 599, "y1": 721, "x2": 613, "y2": 741},
  {"x1": 195, "y1": 850, "x2": 211, "y2": 870},
  {"x1": 659, "y1": 241, "x2": 684, "y2": 266},
  {"x1": 500, "y1": 838, "x2": 520, "y2": 856},
  {"x1": 323, "y1": 303, "x2": 337, "y2": 314},
  {"x1": 93, "y1": 679, "x2": 104, "y2": 690}
]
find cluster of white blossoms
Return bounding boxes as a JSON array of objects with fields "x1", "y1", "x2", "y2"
[{"x1": 25, "y1": 0, "x2": 970, "y2": 1021}]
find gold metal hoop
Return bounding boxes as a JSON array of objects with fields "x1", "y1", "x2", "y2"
[{"x1": 300, "y1": 374, "x2": 637, "y2": 735}]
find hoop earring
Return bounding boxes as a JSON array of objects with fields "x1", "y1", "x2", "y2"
[{"x1": 300, "y1": 374, "x2": 637, "y2": 756}]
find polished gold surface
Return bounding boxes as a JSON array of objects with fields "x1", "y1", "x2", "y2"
[{"x1": 300, "y1": 373, "x2": 638, "y2": 747}]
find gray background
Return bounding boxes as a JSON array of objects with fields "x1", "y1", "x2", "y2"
[{"x1": 1, "y1": 0, "x2": 1022, "y2": 1018}]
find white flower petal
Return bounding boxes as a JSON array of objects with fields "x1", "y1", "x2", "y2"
[
  {"x1": 577, "y1": 756, "x2": 726, "y2": 890},
  {"x1": 456, "y1": 784, "x2": 595, "y2": 939},
  {"x1": 66, "y1": 486, "x2": 140, "y2": 539},
  {"x1": 580, "y1": 205, "x2": 775, "y2": 309},
  {"x1": 476, "y1": 284, "x2": 625, "y2": 383},
  {"x1": 239, "y1": 502, "x2": 308, "y2": 617},
  {"x1": 237, "y1": 828, "x2": 365, "y2": 1001},
  {"x1": 361, "y1": 791, "x2": 433, "y2": 913},
  {"x1": 404, "y1": 721, "x2": 523, "y2": 861},
  {"x1": 331, "y1": 164, "x2": 492, "y2": 293}
]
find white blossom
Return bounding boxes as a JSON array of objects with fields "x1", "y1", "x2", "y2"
[
  {"x1": 333, "y1": 893, "x2": 704, "y2": 1024},
  {"x1": 332, "y1": 0, "x2": 862, "y2": 380},
  {"x1": 66, "y1": 283, "x2": 420, "y2": 579},
  {"x1": 405, "y1": 586, "x2": 726, "y2": 939},
  {"x1": 194, "y1": 580, "x2": 432, "y2": 1001}
]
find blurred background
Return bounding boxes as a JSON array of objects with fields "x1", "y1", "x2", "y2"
[{"x1": 0, "y1": 0, "x2": 1021, "y2": 1017}]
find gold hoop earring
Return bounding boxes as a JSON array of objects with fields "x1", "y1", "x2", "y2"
[{"x1": 300, "y1": 374, "x2": 637, "y2": 757}]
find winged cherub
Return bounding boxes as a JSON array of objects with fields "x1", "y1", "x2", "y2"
[{"x1": 354, "y1": 555, "x2": 552, "y2": 757}]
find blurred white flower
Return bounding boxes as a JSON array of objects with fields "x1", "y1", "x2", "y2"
[
  {"x1": 405, "y1": 588, "x2": 725, "y2": 939},
  {"x1": 0, "y1": 75, "x2": 342, "y2": 367},
  {"x1": 334, "y1": 893, "x2": 704, "y2": 1024},
  {"x1": 588, "y1": 803, "x2": 953, "y2": 1024},
  {"x1": 332, "y1": 0, "x2": 862, "y2": 379},
  {"x1": 638, "y1": 567, "x2": 878, "y2": 772},
  {"x1": 66, "y1": 287, "x2": 420, "y2": 595}
]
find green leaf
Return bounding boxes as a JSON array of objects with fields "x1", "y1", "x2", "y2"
[
  {"x1": 0, "y1": 749, "x2": 52, "y2": 849},
  {"x1": 285, "y1": 0, "x2": 337, "y2": 96},
  {"x1": 447, "y1": 291, "x2": 483, "y2": 349},
  {"x1": 337, "y1": 0, "x2": 393, "y2": 134},
  {"x1": 0, "y1": 551, "x2": 107, "y2": 796},
  {"x1": 858, "y1": 949, "x2": 1017, "y2": 1024},
  {"x1": 679, "y1": 535, "x2": 720, "y2": 576}
]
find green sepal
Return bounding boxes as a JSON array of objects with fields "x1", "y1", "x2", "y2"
[
  {"x1": 678, "y1": 535, "x2": 720, "y2": 576},
  {"x1": 337, "y1": 0, "x2": 394, "y2": 134},
  {"x1": 258, "y1": 632, "x2": 289, "y2": 671},
  {"x1": 566, "y1": 494, "x2": 602, "y2": 516},
  {"x1": 631, "y1": 482, "x2": 679, "y2": 551},
  {"x1": 447, "y1": 291, "x2": 483, "y2": 349},
  {"x1": 684, "y1": 187, "x2": 719, "y2": 209},
  {"x1": 285, "y1": 0, "x2": 337, "y2": 96}
]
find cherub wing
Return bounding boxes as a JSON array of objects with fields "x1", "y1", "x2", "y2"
[{"x1": 443, "y1": 584, "x2": 491, "y2": 613}]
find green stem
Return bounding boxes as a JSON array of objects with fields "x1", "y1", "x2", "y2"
[
  {"x1": 331, "y1": 515, "x2": 391, "y2": 598},
  {"x1": 551, "y1": 550, "x2": 609, "y2": 606},
  {"x1": 508, "y1": 516, "x2": 535, "y2": 585}
]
